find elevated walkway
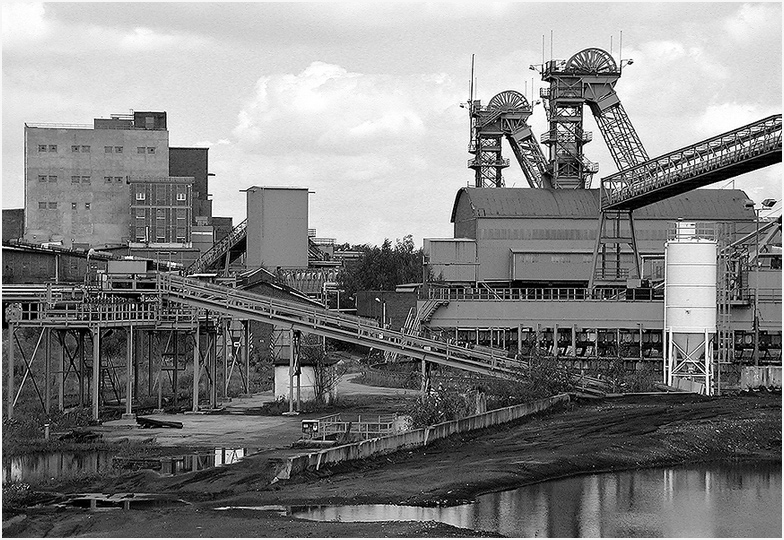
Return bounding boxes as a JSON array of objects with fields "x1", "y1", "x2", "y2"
[
  {"x1": 156, "y1": 274, "x2": 521, "y2": 379},
  {"x1": 601, "y1": 115, "x2": 782, "y2": 211}
]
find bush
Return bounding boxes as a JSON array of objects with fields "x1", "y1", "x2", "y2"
[{"x1": 406, "y1": 386, "x2": 472, "y2": 428}]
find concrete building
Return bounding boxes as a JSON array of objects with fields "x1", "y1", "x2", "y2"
[
  {"x1": 245, "y1": 186, "x2": 308, "y2": 270},
  {"x1": 24, "y1": 112, "x2": 171, "y2": 248},
  {"x1": 22, "y1": 111, "x2": 228, "y2": 257}
]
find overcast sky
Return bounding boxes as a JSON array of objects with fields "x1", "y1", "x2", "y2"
[{"x1": 3, "y1": 2, "x2": 781, "y2": 246}]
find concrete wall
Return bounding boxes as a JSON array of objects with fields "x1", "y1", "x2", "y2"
[
  {"x1": 739, "y1": 367, "x2": 782, "y2": 390},
  {"x1": 274, "y1": 393, "x2": 569, "y2": 481},
  {"x1": 169, "y1": 147, "x2": 209, "y2": 219},
  {"x1": 273, "y1": 364, "x2": 337, "y2": 403},
  {"x1": 245, "y1": 186, "x2": 308, "y2": 270},
  {"x1": 24, "y1": 126, "x2": 169, "y2": 248},
  {"x1": 3, "y1": 209, "x2": 24, "y2": 241}
]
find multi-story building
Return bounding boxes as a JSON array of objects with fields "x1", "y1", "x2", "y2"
[{"x1": 23, "y1": 111, "x2": 224, "y2": 254}]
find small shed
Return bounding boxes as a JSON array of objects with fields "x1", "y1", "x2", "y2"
[{"x1": 273, "y1": 353, "x2": 340, "y2": 404}]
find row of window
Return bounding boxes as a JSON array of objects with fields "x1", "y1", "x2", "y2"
[
  {"x1": 134, "y1": 227, "x2": 188, "y2": 243},
  {"x1": 136, "y1": 209, "x2": 188, "y2": 219},
  {"x1": 135, "y1": 192, "x2": 187, "y2": 201},
  {"x1": 37, "y1": 144, "x2": 157, "y2": 154},
  {"x1": 38, "y1": 201, "x2": 91, "y2": 210},
  {"x1": 37, "y1": 175, "x2": 126, "y2": 184}
]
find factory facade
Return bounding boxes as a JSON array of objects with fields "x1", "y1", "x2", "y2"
[
  {"x1": 421, "y1": 188, "x2": 782, "y2": 364},
  {"x1": 22, "y1": 111, "x2": 226, "y2": 257}
]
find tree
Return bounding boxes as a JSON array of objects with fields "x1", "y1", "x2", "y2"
[{"x1": 337, "y1": 235, "x2": 423, "y2": 302}]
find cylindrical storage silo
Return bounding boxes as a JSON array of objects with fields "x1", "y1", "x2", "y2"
[{"x1": 664, "y1": 238, "x2": 717, "y2": 392}]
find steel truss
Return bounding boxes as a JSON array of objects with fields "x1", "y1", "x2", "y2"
[{"x1": 601, "y1": 115, "x2": 783, "y2": 211}]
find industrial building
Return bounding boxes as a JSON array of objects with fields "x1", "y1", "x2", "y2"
[
  {"x1": 21, "y1": 111, "x2": 229, "y2": 263},
  {"x1": 415, "y1": 48, "x2": 782, "y2": 391},
  {"x1": 2, "y1": 46, "x2": 781, "y2": 422}
]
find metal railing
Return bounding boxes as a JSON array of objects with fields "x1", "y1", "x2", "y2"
[
  {"x1": 427, "y1": 286, "x2": 663, "y2": 302},
  {"x1": 305, "y1": 413, "x2": 398, "y2": 441}
]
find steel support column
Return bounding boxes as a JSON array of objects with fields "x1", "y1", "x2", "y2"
[
  {"x1": 7, "y1": 322, "x2": 15, "y2": 419},
  {"x1": 125, "y1": 326, "x2": 134, "y2": 416},
  {"x1": 91, "y1": 328, "x2": 100, "y2": 420},
  {"x1": 192, "y1": 325, "x2": 200, "y2": 413}
]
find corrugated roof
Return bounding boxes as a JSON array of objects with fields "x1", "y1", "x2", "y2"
[{"x1": 451, "y1": 188, "x2": 755, "y2": 222}]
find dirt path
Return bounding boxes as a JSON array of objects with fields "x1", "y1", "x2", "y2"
[{"x1": 4, "y1": 392, "x2": 780, "y2": 537}]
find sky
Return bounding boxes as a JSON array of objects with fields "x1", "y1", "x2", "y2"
[{"x1": 2, "y1": 2, "x2": 782, "y2": 247}]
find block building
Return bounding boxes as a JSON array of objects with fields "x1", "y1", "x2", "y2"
[{"x1": 22, "y1": 111, "x2": 229, "y2": 259}]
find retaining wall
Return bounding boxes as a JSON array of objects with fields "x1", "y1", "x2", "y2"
[{"x1": 273, "y1": 393, "x2": 570, "y2": 482}]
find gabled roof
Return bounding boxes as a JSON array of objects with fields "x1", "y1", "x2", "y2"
[{"x1": 450, "y1": 188, "x2": 755, "y2": 222}]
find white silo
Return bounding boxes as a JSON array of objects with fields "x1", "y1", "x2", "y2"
[{"x1": 664, "y1": 223, "x2": 717, "y2": 394}]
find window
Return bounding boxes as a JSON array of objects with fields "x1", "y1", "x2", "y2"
[
  {"x1": 105, "y1": 146, "x2": 113, "y2": 153},
  {"x1": 115, "y1": 146, "x2": 123, "y2": 153},
  {"x1": 136, "y1": 210, "x2": 145, "y2": 219},
  {"x1": 81, "y1": 176, "x2": 91, "y2": 184},
  {"x1": 147, "y1": 147, "x2": 156, "y2": 154},
  {"x1": 72, "y1": 176, "x2": 80, "y2": 184},
  {"x1": 38, "y1": 175, "x2": 47, "y2": 182},
  {"x1": 176, "y1": 228, "x2": 186, "y2": 242},
  {"x1": 48, "y1": 175, "x2": 57, "y2": 183},
  {"x1": 105, "y1": 177, "x2": 112, "y2": 183},
  {"x1": 47, "y1": 202, "x2": 57, "y2": 209},
  {"x1": 71, "y1": 202, "x2": 77, "y2": 210},
  {"x1": 156, "y1": 209, "x2": 165, "y2": 220},
  {"x1": 81, "y1": 145, "x2": 90, "y2": 153},
  {"x1": 84, "y1": 203, "x2": 91, "y2": 210},
  {"x1": 176, "y1": 192, "x2": 186, "y2": 201},
  {"x1": 136, "y1": 227, "x2": 146, "y2": 241},
  {"x1": 136, "y1": 192, "x2": 146, "y2": 201},
  {"x1": 48, "y1": 145, "x2": 57, "y2": 152},
  {"x1": 115, "y1": 177, "x2": 123, "y2": 183},
  {"x1": 137, "y1": 147, "x2": 146, "y2": 154},
  {"x1": 72, "y1": 145, "x2": 80, "y2": 153},
  {"x1": 38, "y1": 202, "x2": 47, "y2": 209},
  {"x1": 38, "y1": 145, "x2": 47, "y2": 152}
]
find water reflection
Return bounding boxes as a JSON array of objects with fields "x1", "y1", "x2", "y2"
[
  {"x1": 2, "y1": 452, "x2": 114, "y2": 484},
  {"x1": 291, "y1": 462, "x2": 781, "y2": 537},
  {"x1": 3, "y1": 447, "x2": 256, "y2": 483}
]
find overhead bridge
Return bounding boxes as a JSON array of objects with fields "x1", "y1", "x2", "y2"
[{"x1": 601, "y1": 114, "x2": 782, "y2": 211}]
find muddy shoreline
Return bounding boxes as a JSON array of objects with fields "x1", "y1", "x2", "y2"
[{"x1": 4, "y1": 392, "x2": 781, "y2": 537}]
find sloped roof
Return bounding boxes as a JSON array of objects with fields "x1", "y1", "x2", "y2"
[{"x1": 451, "y1": 188, "x2": 755, "y2": 222}]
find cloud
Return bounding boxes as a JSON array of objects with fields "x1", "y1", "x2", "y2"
[
  {"x1": 234, "y1": 62, "x2": 458, "y2": 155},
  {"x1": 1, "y1": 2, "x2": 48, "y2": 47},
  {"x1": 724, "y1": 3, "x2": 780, "y2": 42},
  {"x1": 694, "y1": 102, "x2": 778, "y2": 134}
]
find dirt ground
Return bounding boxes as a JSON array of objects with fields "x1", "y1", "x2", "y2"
[{"x1": 3, "y1": 391, "x2": 781, "y2": 537}]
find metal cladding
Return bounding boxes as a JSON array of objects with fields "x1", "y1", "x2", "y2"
[{"x1": 451, "y1": 188, "x2": 757, "y2": 222}]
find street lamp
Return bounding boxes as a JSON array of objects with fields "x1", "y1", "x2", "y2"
[
  {"x1": 374, "y1": 297, "x2": 386, "y2": 329},
  {"x1": 752, "y1": 198, "x2": 777, "y2": 366}
]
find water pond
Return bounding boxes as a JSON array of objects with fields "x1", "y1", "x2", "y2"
[{"x1": 288, "y1": 462, "x2": 781, "y2": 537}]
